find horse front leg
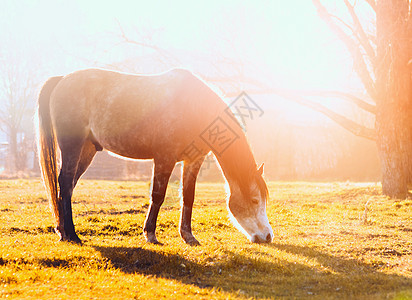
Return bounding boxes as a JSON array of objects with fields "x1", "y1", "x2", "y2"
[
  {"x1": 180, "y1": 156, "x2": 205, "y2": 245},
  {"x1": 143, "y1": 160, "x2": 175, "y2": 244}
]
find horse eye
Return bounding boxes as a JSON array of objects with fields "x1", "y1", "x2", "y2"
[{"x1": 252, "y1": 198, "x2": 259, "y2": 205}]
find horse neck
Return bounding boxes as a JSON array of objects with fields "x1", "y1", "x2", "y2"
[{"x1": 213, "y1": 115, "x2": 257, "y2": 188}]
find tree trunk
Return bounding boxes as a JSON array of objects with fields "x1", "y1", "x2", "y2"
[
  {"x1": 8, "y1": 127, "x2": 18, "y2": 175},
  {"x1": 376, "y1": 105, "x2": 410, "y2": 198},
  {"x1": 375, "y1": 0, "x2": 412, "y2": 199}
]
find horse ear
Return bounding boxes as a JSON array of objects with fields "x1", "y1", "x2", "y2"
[{"x1": 257, "y1": 163, "x2": 264, "y2": 176}]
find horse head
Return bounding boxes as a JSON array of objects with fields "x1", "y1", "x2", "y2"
[{"x1": 227, "y1": 164, "x2": 273, "y2": 243}]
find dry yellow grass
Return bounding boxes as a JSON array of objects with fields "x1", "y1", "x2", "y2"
[{"x1": 0, "y1": 179, "x2": 411, "y2": 299}]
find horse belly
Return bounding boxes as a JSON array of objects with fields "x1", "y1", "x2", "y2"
[
  {"x1": 91, "y1": 118, "x2": 184, "y2": 161},
  {"x1": 93, "y1": 126, "x2": 154, "y2": 159}
]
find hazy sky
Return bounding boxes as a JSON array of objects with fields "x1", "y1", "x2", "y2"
[{"x1": 0, "y1": 0, "x2": 373, "y2": 122}]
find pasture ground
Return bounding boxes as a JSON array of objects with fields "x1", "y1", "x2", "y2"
[{"x1": 0, "y1": 179, "x2": 411, "y2": 299}]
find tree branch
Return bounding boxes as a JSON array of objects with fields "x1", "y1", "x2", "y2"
[
  {"x1": 278, "y1": 91, "x2": 376, "y2": 140},
  {"x1": 116, "y1": 20, "x2": 182, "y2": 67},
  {"x1": 312, "y1": 0, "x2": 377, "y2": 100},
  {"x1": 365, "y1": 0, "x2": 377, "y2": 13},
  {"x1": 344, "y1": 0, "x2": 376, "y2": 65},
  {"x1": 118, "y1": 21, "x2": 163, "y2": 53},
  {"x1": 205, "y1": 74, "x2": 376, "y2": 115},
  {"x1": 298, "y1": 90, "x2": 376, "y2": 114},
  {"x1": 222, "y1": 86, "x2": 376, "y2": 140}
]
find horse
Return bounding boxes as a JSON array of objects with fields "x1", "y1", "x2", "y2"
[{"x1": 37, "y1": 68, "x2": 273, "y2": 245}]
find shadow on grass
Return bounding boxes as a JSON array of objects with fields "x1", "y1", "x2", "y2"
[{"x1": 92, "y1": 244, "x2": 412, "y2": 298}]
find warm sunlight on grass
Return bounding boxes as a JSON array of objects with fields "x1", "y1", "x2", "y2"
[{"x1": 0, "y1": 179, "x2": 411, "y2": 299}]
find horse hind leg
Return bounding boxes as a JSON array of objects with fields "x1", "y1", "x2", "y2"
[
  {"x1": 55, "y1": 136, "x2": 87, "y2": 243},
  {"x1": 73, "y1": 138, "x2": 98, "y2": 188},
  {"x1": 179, "y1": 156, "x2": 206, "y2": 246}
]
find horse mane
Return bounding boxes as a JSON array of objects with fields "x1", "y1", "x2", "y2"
[
  {"x1": 217, "y1": 119, "x2": 269, "y2": 200},
  {"x1": 255, "y1": 171, "x2": 269, "y2": 202},
  {"x1": 231, "y1": 156, "x2": 269, "y2": 201},
  {"x1": 181, "y1": 74, "x2": 269, "y2": 201}
]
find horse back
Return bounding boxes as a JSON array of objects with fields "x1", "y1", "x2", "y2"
[{"x1": 49, "y1": 68, "x2": 225, "y2": 160}]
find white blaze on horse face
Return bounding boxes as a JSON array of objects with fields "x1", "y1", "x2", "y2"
[{"x1": 227, "y1": 182, "x2": 273, "y2": 243}]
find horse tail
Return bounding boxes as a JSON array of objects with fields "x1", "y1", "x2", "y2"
[{"x1": 37, "y1": 76, "x2": 63, "y2": 222}]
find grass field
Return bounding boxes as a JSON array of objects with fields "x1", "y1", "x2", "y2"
[{"x1": 0, "y1": 179, "x2": 411, "y2": 299}]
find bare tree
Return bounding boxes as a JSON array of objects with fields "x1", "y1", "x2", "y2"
[
  {"x1": 309, "y1": 0, "x2": 412, "y2": 198},
  {"x1": 0, "y1": 50, "x2": 41, "y2": 174},
  {"x1": 207, "y1": 0, "x2": 412, "y2": 198}
]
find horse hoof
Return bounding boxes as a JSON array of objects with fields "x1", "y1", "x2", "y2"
[
  {"x1": 180, "y1": 230, "x2": 200, "y2": 246},
  {"x1": 57, "y1": 232, "x2": 82, "y2": 244},
  {"x1": 59, "y1": 236, "x2": 82, "y2": 244},
  {"x1": 146, "y1": 238, "x2": 163, "y2": 245},
  {"x1": 182, "y1": 234, "x2": 201, "y2": 246},
  {"x1": 60, "y1": 233, "x2": 82, "y2": 244},
  {"x1": 55, "y1": 226, "x2": 82, "y2": 244},
  {"x1": 149, "y1": 240, "x2": 163, "y2": 245},
  {"x1": 144, "y1": 232, "x2": 162, "y2": 245},
  {"x1": 185, "y1": 238, "x2": 201, "y2": 246},
  {"x1": 71, "y1": 236, "x2": 82, "y2": 244}
]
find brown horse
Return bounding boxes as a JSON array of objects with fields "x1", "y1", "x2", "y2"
[{"x1": 37, "y1": 68, "x2": 273, "y2": 245}]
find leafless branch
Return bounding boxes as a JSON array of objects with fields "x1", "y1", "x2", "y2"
[
  {"x1": 312, "y1": 0, "x2": 377, "y2": 100},
  {"x1": 330, "y1": 14, "x2": 357, "y2": 34},
  {"x1": 298, "y1": 90, "x2": 376, "y2": 114},
  {"x1": 118, "y1": 21, "x2": 163, "y2": 53},
  {"x1": 365, "y1": 0, "x2": 377, "y2": 13},
  {"x1": 116, "y1": 20, "x2": 182, "y2": 67},
  {"x1": 221, "y1": 84, "x2": 376, "y2": 140},
  {"x1": 277, "y1": 90, "x2": 376, "y2": 140},
  {"x1": 344, "y1": 0, "x2": 376, "y2": 64},
  {"x1": 206, "y1": 74, "x2": 376, "y2": 115}
]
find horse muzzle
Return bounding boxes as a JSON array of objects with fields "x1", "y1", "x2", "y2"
[{"x1": 251, "y1": 232, "x2": 273, "y2": 243}]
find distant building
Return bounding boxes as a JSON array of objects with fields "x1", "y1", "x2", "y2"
[{"x1": 0, "y1": 131, "x2": 7, "y2": 173}]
